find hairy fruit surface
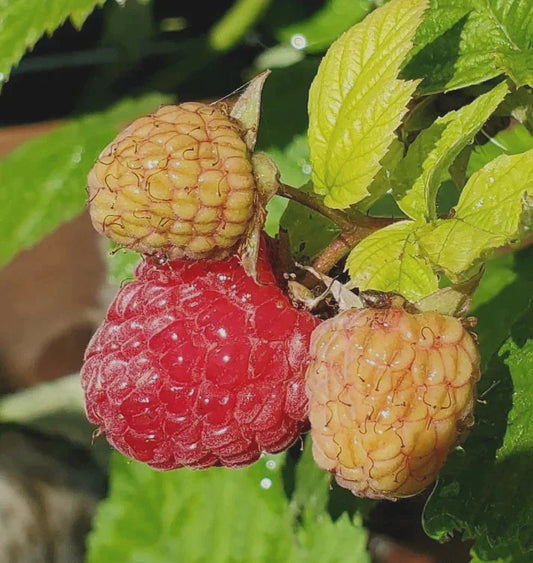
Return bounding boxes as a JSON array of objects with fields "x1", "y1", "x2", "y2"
[
  {"x1": 306, "y1": 307, "x2": 480, "y2": 499},
  {"x1": 81, "y1": 250, "x2": 319, "y2": 469},
  {"x1": 87, "y1": 102, "x2": 256, "y2": 259}
]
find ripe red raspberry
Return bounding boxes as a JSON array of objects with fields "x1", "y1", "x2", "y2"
[
  {"x1": 81, "y1": 249, "x2": 319, "y2": 469},
  {"x1": 306, "y1": 306, "x2": 480, "y2": 499},
  {"x1": 87, "y1": 102, "x2": 256, "y2": 260}
]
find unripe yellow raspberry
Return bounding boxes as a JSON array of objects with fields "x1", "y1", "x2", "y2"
[
  {"x1": 305, "y1": 307, "x2": 480, "y2": 500},
  {"x1": 87, "y1": 102, "x2": 256, "y2": 259}
]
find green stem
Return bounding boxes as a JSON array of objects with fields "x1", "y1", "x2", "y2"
[
  {"x1": 277, "y1": 183, "x2": 398, "y2": 275},
  {"x1": 278, "y1": 183, "x2": 359, "y2": 231},
  {"x1": 311, "y1": 222, "x2": 392, "y2": 275}
]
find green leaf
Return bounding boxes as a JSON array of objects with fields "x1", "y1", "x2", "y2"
[
  {"x1": 409, "y1": 0, "x2": 472, "y2": 59},
  {"x1": 470, "y1": 553, "x2": 511, "y2": 563},
  {"x1": 291, "y1": 437, "x2": 331, "y2": 517},
  {"x1": 448, "y1": 146, "x2": 472, "y2": 190},
  {"x1": 265, "y1": 134, "x2": 311, "y2": 189},
  {"x1": 88, "y1": 454, "x2": 297, "y2": 563},
  {"x1": 393, "y1": 81, "x2": 509, "y2": 220},
  {"x1": 496, "y1": 88, "x2": 533, "y2": 132},
  {"x1": 467, "y1": 123, "x2": 533, "y2": 178},
  {"x1": 345, "y1": 220, "x2": 438, "y2": 302},
  {"x1": 307, "y1": 0, "x2": 427, "y2": 209},
  {"x1": 403, "y1": 1, "x2": 498, "y2": 94},
  {"x1": 481, "y1": 0, "x2": 533, "y2": 88},
  {"x1": 357, "y1": 138, "x2": 404, "y2": 212},
  {"x1": 402, "y1": 95, "x2": 439, "y2": 135},
  {"x1": 265, "y1": 196, "x2": 289, "y2": 237},
  {"x1": 0, "y1": 94, "x2": 170, "y2": 269},
  {"x1": 291, "y1": 439, "x2": 371, "y2": 563},
  {"x1": 495, "y1": 49, "x2": 533, "y2": 88},
  {"x1": 107, "y1": 245, "x2": 140, "y2": 286},
  {"x1": 264, "y1": 134, "x2": 313, "y2": 236},
  {"x1": 404, "y1": 0, "x2": 533, "y2": 93},
  {"x1": 417, "y1": 148, "x2": 533, "y2": 279},
  {"x1": 0, "y1": 0, "x2": 105, "y2": 83},
  {"x1": 469, "y1": 251, "x2": 533, "y2": 369},
  {"x1": 277, "y1": 0, "x2": 372, "y2": 54},
  {"x1": 88, "y1": 450, "x2": 372, "y2": 562},
  {"x1": 468, "y1": 124, "x2": 533, "y2": 176},
  {"x1": 297, "y1": 512, "x2": 370, "y2": 563},
  {"x1": 423, "y1": 266, "x2": 533, "y2": 560}
]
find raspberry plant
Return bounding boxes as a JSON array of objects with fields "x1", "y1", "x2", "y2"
[{"x1": 1, "y1": 0, "x2": 533, "y2": 562}]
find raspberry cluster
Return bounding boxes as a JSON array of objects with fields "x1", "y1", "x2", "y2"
[{"x1": 82, "y1": 99, "x2": 481, "y2": 497}]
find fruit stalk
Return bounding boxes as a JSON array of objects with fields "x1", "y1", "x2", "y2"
[
  {"x1": 311, "y1": 220, "x2": 394, "y2": 274},
  {"x1": 277, "y1": 183, "x2": 357, "y2": 231},
  {"x1": 277, "y1": 183, "x2": 398, "y2": 275}
]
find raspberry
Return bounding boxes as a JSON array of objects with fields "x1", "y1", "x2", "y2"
[
  {"x1": 81, "y1": 248, "x2": 319, "y2": 469},
  {"x1": 87, "y1": 102, "x2": 256, "y2": 260},
  {"x1": 306, "y1": 306, "x2": 480, "y2": 499}
]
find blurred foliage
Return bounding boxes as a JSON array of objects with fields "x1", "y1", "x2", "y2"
[
  {"x1": 424, "y1": 248, "x2": 533, "y2": 562},
  {"x1": 0, "y1": 0, "x2": 105, "y2": 85},
  {"x1": 0, "y1": 93, "x2": 169, "y2": 267},
  {"x1": 87, "y1": 451, "x2": 370, "y2": 562}
]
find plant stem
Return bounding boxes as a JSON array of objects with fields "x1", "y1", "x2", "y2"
[
  {"x1": 277, "y1": 183, "x2": 355, "y2": 231},
  {"x1": 312, "y1": 221, "x2": 392, "y2": 274},
  {"x1": 277, "y1": 183, "x2": 399, "y2": 275}
]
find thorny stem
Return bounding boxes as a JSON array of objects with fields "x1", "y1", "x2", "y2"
[{"x1": 277, "y1": 182, "x2": 398, "y2": 275}]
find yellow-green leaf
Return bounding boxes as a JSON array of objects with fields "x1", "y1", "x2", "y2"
[
  {"x1": 307, "y1": 0, "x2": 427, "y2": 209},
  {"x1": 417, "y1": 149, "x2": 533, "y2": 279},
  {"x1": 357, "y1": 137, "x2": 404, "y2": 212},
  {"x1": 346, "y1": 220, "x2": 438, "y2": 301},
  {"x1": 393, "y1": 81, "x2": 509, "y2": 220}
]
